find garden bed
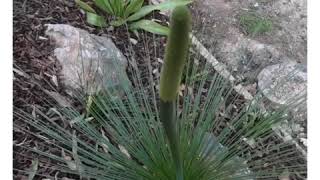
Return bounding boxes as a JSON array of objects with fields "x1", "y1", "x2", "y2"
[{"x1": 13, "y1": 0, "x2": 306, "y2": 179}]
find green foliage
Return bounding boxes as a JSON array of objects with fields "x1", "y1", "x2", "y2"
[
  {"x1": 86, "y1": 11, "x2": 108, "y2": 27},
  {"x1": 14, "y1": 5, "x2": 306, "y2": 180},
  {"x1": 75, "y1": 0, "x2": 192, "y2": 35},
  {"x1": 130, "y1": 20, "x2": 169, "y2": 36},
  {"x1": 75, "y1": 0, "x2": 96, "y2": 13},
  {"x1": 239, "y1": 13, "x2": 273, "y2": 36}
]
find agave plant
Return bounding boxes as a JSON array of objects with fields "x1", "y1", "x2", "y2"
[
  {"x1": 75, "y1": 0, "x2": 191, "y2": 35},
  {"x1": 14, "y1": 5, "x2": 306, "y2": 180}
]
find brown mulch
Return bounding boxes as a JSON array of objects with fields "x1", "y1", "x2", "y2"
[
  {"x1": 13, "y1": 0, "x2": 167, "y2": 179},
  {"x1": 13, "y1": 0, "x2": 85, "y2": 178}
]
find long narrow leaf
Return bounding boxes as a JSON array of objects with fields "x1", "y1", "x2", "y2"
[
  {"x1": 109, "y1": 0, "x2": 119, "y2": 16},
  {"x1": 94, "y1": 0, "x2": 113, "y2": 14},
  {"x1": 118, "y1": 0, "x2": 126, "y2": 17},
  {"x1": 124, "y1": 0, "x2": 144, "y2": 18},
  {"x1": 75, "y1": 0, "x2": 96, "y2": 14},
  {"x1": 86, "y1": 12, "x2": 107, "y2": 27},
  {"x1": 127, "y1": 1, "x2": 192, "y2": 22},
  {"x1": 130, "y1": 20, "x2": 169, "y2": 35},
  {"x1": 108, "y1": 0, "x2": 124, "y2": 17}
]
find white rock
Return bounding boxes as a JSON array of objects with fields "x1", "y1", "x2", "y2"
[
  {"x1": 300, "y1": 138, "x2": 307, "y2": 147},
  {"x1": 129, "y1": 38, "x2": 138, "y2": 45}
]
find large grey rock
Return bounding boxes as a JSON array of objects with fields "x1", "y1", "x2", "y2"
[
  {"x1": 258, "y1": 62, "x2": 307, "y2": 152},
  {"x1": 257, "y1": 62, "x2": 306, "y2": 105},
  {"x1": 45, "y1": 24, "x2": 130, "y2": 95}
]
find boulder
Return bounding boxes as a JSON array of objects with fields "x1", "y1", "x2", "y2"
[
  {"x1": 45, "y1": 24, "x2": 130, "y2": 95},
  {"x1": 257, "y1": 62, "x2": 306, "y2": 105}
]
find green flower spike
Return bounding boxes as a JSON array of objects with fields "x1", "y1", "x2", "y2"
[{"x1": 159, "y1": 5, "x2": 191, "y2": 180}]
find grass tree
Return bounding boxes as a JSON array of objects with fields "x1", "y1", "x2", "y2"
[{"x1": 13, "y1": 5, "x2": 306, "y2": 180}]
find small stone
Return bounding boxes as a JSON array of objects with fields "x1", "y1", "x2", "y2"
[
  {"x1": 300, "y1": 138, "x2": 307, "y2": 146},
  {"x1": 129, "y1": 38, "x2": 138, "y2": 45},
  {"x1": 107, "y1": 26, "x2": 114, "y2": 32},
  {"x1": 157, "y1": 58, "x2": 163, "y2": 64},
  {"x1": 152, "y1": 68, "x2": 158, "y2": 74}
]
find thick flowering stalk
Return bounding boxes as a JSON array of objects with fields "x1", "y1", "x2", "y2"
[{"x1": 159, "y1": 6, "x2": 191, "y2": 180}]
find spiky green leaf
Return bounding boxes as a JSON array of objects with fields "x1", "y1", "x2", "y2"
[
  {"x1": 127, "y1": 1, "x2": 192, "y2": 22},
  {"x1": 129, "y1": 20, "x2": 169, "y2": 35},
  {"x1": 124, "y1": 0, "x2": 144, "y2": 17},
  {"x1": 75, "y1": 0, "x2": 96, "y2": 14},
  {"x1": 86, "y1": 12, "x2": 107, "y2": 27},
  {"x1": 94, "y1": 0, "x2": 113, "y2": 14}
]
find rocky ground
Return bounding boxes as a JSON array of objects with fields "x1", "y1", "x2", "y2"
[
  {"x1": 192, "y1": 0, "x2": 307, "y2": 66},
  {"x1": 190, "y1": 0, "x2": 307, "y2": 154}
]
